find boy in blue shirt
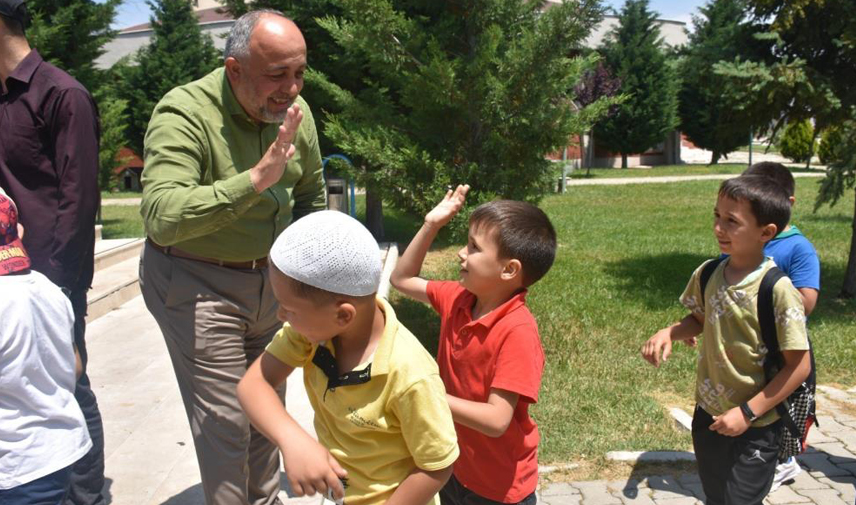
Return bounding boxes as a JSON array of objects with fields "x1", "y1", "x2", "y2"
[{"x1": 743, "y1": 162, "x2": 821, "y2": 489}]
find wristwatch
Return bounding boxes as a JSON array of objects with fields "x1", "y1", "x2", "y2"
[{"x1": 739, "y1": 402, "x2": 759, "y2": 422}]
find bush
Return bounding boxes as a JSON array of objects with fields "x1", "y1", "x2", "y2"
[
  {"x1": 818, "y1": 127, "x2": 843, "y2": 165},
  {"x1": 778, "y1": 119, "x2": 816, "y2": 163}
]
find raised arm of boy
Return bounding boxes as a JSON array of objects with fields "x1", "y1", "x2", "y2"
[
  {"x1": 390, "y1": 184, "x2": 470, "y2": 304},
  {"x1": 237, "y1": 352, "x2": 348, "y2": 501}
]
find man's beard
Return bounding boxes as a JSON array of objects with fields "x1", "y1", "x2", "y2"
[{"x1": 258, "y1": 106, "x2": 289, "y2": 124}]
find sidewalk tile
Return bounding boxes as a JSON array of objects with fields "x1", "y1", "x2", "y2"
[
  {"x1": 575, "y1": 481, "x2": 622, "y2": 504},
  {"x1": 645, "y1": 476, "x2": 692, "y2": 501},
  {"x1": 649, "y1": 497, "x2": 700, "y2": 505},
  {"x1": 611, "y1": 488, "x2": 655, "y2": 505},
  {"x1": 799, "y1": 453, "x2": 852, "y2": 478},
  {"x1": 542, "y1": 483, "x2": 581, "y2": 497},
  {"x1": 817, "y1": 476, "x2": 856, "y2": 503},
  {"x1": 764, "y1": 485, "x2": 812, "y2": 504},
  {"x1": 808, "y1": 443, "x2": 856, "y2": 464},
  {"x1": 794, "y1": 489, "x2": 850, "y2": 505},
  {"x1": 789, "y1": 469, "x2": 832, "y2": 490}
]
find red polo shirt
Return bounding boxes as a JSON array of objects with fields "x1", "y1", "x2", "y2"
[{"x1": 427, "y1": 281, "x2": 544, "y2": 503}]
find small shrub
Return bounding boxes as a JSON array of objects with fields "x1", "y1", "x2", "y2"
[
  {"x1": 818, "y1": 127, "x2": 843, "y2": 165},
  {"x1": 778, "y1": 119, "x2": 815, "y2": 163}
]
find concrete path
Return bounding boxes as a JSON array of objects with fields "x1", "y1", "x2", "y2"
[
  {"x1": 87, "y1": 293, "x2": 855, "y2": 505},
  {"x1": 102, "y1": 197, "x2": 142, "y2": 206},
  {"x1": 564, "y1": 171, "x2": 825, "y2": 187}
]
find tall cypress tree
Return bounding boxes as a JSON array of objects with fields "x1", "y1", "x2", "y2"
[
  {"x1": 678, "y1": 0, "x2": 767, "y2": 165},
  {"x1": 595, "y1": 0, "x2": 679, "y2": 168},
  {"x1": 114, "y1": 0, "x2": 221, "y2": 156},
  {"x1": 283, "y1": 0, "x2": 615, "y2": 229},
  {"x1": 26, "y1": 0, "x2": 119, "y2": 93}
]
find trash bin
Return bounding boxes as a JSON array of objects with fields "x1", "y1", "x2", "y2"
[{"x1": 327, "y1": 177, "x2": 348, "y2": 213}]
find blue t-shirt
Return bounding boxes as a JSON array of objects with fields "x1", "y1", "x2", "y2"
[{"x1": 765, "y1": 226, "x2": 821, "y2": 291}]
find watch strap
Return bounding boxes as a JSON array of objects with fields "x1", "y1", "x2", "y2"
[{"x1": 740, "y1": 402, "x2": 758, "y2": 422}]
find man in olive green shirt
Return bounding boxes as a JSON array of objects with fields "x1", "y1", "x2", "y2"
[{"x1": 139, "y1": 10, "x2": 325, "y2": 505}]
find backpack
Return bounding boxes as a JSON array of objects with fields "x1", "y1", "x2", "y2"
[{"x1": 699, "y1": 258, "x2": 817, "y2": 458}]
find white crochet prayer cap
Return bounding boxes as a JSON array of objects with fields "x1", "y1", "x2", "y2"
[{"x1": 270, "y1": 211, "x2": 381, "y2": 296}]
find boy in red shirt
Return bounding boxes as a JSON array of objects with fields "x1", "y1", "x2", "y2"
[{"x1": 391, "y1": 185, "x2": 557, "y2": 504}]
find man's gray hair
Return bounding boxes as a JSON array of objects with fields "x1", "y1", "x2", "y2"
[{"x1": 224, "y1": 9, "x2": 288, "y2": 61}]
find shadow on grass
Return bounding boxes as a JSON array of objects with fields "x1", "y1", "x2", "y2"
[
  {"x1": 812, "y1": 262, "x2": 856, "y2": 326},
  {"x1": 388, "y1": 295, "x2": 441, "y2": 357},
  {"x1": 603, "y1": 253, "x2": 712, "y2": 310}
]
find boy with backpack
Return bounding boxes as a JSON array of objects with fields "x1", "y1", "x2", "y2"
[
  {"x1": 742, "y1": 162, "x2": 821, "y2": 489},
  {"x1": 642, "y1": 175, "x2": 811, "y2": 504}
]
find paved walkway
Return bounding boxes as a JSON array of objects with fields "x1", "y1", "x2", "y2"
[{"x1": 87, "y1": 293, "x2": 855, "y2": 505}]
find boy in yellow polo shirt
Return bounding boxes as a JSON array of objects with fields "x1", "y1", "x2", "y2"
[{"x1": 238, "y1": 211, "x2": 458, "y2": 505}]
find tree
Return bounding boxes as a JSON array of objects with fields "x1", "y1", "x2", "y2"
[
  {"x1": 677, "y1": 0, "x2": 768, "y2": 165},
  {"x1": 26, "y1": 0, "x2": 119, "y2": 93},
  {"x1": 95, "y1": 90, "x2": 130, "y2": 191},
  {"x1": 714, "y1": 0, "x2": 856, "y2": 297},
  {"x1": 594, "y1": 0, "x2": 680, "y2": 168},
  {"x1": 114, "y1": 0, "x2": 221, "y2": 156},
  {"x1": 574, "y1": 60, "x2": 623, "y2": 175},
  {"x1": 777, "y1": 119, "x2": 814, "y2": 165},
  {"x1": 817, "y1": 126, "x2": 842, "y2": 166},
  {"x1": 301, "y1": 0, "x2": 615, "y2": 231}
]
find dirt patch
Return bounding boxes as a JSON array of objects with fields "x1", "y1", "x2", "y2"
[{"x1": 542, "y1": 458, "x2": 698, "y2": 483}]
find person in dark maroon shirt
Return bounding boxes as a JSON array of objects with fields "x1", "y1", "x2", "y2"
[{"x1": 0, "y1": 1, "x2": 105, "y2": 504}]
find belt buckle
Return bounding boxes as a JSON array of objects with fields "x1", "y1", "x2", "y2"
[{"x1": 251, "y1": 258, "x2": 258, "y2": 270}]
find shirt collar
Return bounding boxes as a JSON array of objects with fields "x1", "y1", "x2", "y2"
[
  {"x1": 7, "y1": 49, "x2": 42, "y2": 86},
  {"x1": 772, "y1": 225, "x2": 802, "y2": 241},
  {"x1": 370, "y1": 297, "x2": 399, "y2": 376},
  {"x1": 455, "y1": 288, "x2": 529, "y2": 330}
]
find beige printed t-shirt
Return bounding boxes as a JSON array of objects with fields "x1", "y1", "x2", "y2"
[{"x1": 681, "y1": 257, "x2": 808, "y2": 427}]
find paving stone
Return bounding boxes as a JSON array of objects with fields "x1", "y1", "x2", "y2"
[
  {"x1": 575, "y1": 481, "x2": 622, "y2": 504},
  {"x1": 541, "y1": 483, "x2": 581, "y2": 496},
  {"x1": 794, "y1": 488, "x2": 850, "y2": 505},
  {"x1": 818, "y1": 385, "x2": 852, "y2": 402},
  {"x1": 809, "y1": 442, "x2": 856, "y2": 463},
  {"x1": 764, "y1": 485, "x2": 812, "y2": 504},
  {"x1": 832, "y1": 431, "x2": 856, "y2": 453},
  {"x1": 610, "y1": 488, "x2": 655, "y2": 505},
  {"x1": 644, "y1": 476, "x2": 692, "y2": 501},
  {"x1": 817, "y1": 416, "x2": 851, "y2": 434},
  {"x1": 676, "y1": 474, "x2": 701, "y2": 486},
  {"x1": 817, "y1": 476, "x2": 856, "y2": 503},
  {"x1": 608, "y1": 479, "x2": 645, "y2": 494},
  {"x1": 650, "y1": 498, "x2": 700, "y2": 505},
  {"x1": 680, "y1": 482, "x2": 705, "y2": 502},
  {"x1": 807, "y1": 428, "x2": 837, "y2": 444},
  {"x1": 838, "y1": 463, "x2": 856, "y2": 476},
  {"x1": 541, "y1": 494, "x2": 582, "y2": 505},
  {"x1": 800, "y1": 452, "x2": 853, "y2": 477},
  {"x1": 789, "y1": 468, "x2": 832, "y2": 490}
]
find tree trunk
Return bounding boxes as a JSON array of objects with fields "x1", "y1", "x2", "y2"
[
  {"x1": 621, "y1": 153, "x2": 628, "y2": 169},
  {"x1": 710, "y1": 151, "x2": 721, "y2": 165},
  {"x1": 841, "y1": 187, "x2": 856, "y2": 298},
  {"x1": 365, "y1": 184, "x2": 385, "y2": 241}
]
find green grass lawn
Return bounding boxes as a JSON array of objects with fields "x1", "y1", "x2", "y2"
[
  {"x1": 100, "y1": 205, "x2": 145, "y2": 239},
  {"x1": 563, "y1": 163, "x2": 823, "y2": 180},
  {"x1": 387, "y1": 178, "x2": 856, "y2": 473},
  {"x1": 101, "y1": 190, "x2": 142, "y2": 200}
]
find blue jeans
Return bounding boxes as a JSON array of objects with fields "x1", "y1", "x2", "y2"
[
  {"x1": 0, "y1": 466, "x2": 73, "y2": 505},
  {"x1": 64, "y1": 290, "x2": 105, "y2": 505}
]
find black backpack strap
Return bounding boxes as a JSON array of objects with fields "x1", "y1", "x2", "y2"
[
  {"x1": 757, "y1": 266, "x2": 801, "y2": 437},
  {"x1": 699, "y1": 257, "x2": 725, "y2": 308}
]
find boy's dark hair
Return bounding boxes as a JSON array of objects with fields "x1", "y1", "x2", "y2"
[
  {"x1": 718, "y1": 176, "x2": 791, "y2": 234},
  {"x1": 469, "y1": 200, "x2": 557, "y2": 287},
  {"x1": 743, "y1": 162, "x2": 795, "y2": 197}
]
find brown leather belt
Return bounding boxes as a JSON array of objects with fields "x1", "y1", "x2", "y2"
[{"x1": 146, "y1": 238, "x2": 269, "y2": 270}]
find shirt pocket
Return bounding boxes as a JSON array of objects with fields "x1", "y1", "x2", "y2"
[{"x1": 0, "y1": 125, "x2": 45, "y2": 175}]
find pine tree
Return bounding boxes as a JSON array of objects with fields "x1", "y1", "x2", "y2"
[
  {"x1": 594, "y1": 0, "x2": 680, "y2": 168},
  {"x1": 295, "y1": 0, "x2": 615, "y2": 230},
  {"x1": 677, "y1": 0, "x2": 767, "y2": 165},
  {"x1": 115, "y1": 0, "x2": 221, "y2": 156},
  {"x1": 26, "y1": 0, "x2": 119, "y2": 93}
]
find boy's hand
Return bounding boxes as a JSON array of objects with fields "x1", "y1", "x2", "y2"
[
  {"x1": 425, "y1": 184, "x2": 470, "y2": 228},
  {"x1": 281, "y1": 436, "x2": 348, "y2": 500},
  {"x1": 641, "y1": 329, "x2": 673, "y2": 367},
  {"x1": 710, "y1": 407, "x2": 750, "y2": 437}
]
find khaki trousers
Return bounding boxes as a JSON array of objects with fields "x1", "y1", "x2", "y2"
[{"x1": 140, "y1": 243, "x2": 284, "y2": 505}]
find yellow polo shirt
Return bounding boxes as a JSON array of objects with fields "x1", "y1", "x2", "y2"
[{"x1": 266, "y1": 297, "x2": 459, "y2": 505}]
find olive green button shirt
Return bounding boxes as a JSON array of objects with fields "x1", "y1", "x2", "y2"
[{"x1": 141, "y1": 67, "x2": 326, "y2": 262}]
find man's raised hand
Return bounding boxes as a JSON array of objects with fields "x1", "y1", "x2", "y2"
[{"x1": 250, "y1": 104, "x2": 304, "y2": 192}]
